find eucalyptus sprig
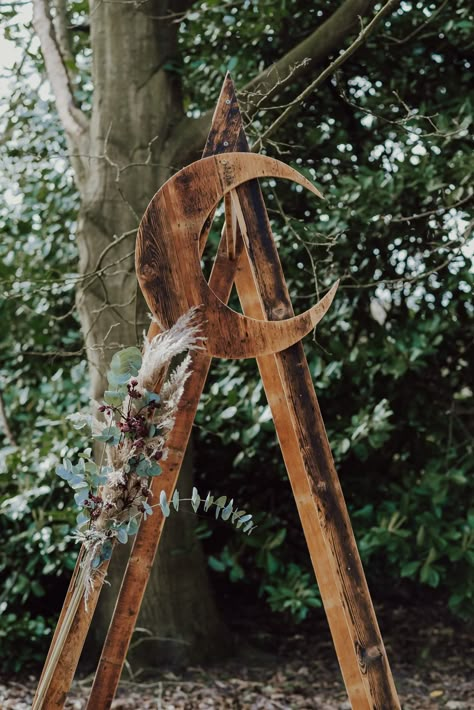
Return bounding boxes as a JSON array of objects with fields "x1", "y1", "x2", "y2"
[{"x1": 157, "y1": 487, "x2": 256, "y2": 534}]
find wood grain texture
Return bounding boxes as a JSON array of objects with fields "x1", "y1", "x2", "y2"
[
  {"x1": 32, "y1": 73, "x2": 248, "y2": 710},
  {"x1": 32, "y1": 557, "x2": 111, "y2": 709},
  {"x1": 135, "y1": 152, "x2": 338, "y2": 359},
  {"x1": 234, "y1": 251, "x2": 372, "y2": 709},
  {"x1": 235, "y1": 244, "x2": 399, "y2": 708},
  {"x1": 136, "y1": 75, "x2": 399, "y2": 708},
  {"x1": 32, "y1": 547, "x2": 85, "y2": 701}
]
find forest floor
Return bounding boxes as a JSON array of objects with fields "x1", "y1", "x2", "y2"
[{"x1": 1, "y1": 602, "x2": 472, "y2": 708}]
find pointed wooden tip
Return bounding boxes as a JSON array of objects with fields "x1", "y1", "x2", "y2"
[
  {"x1": 217, "y1": 72, "x2": 239, "y2": 111},
  {"x1": 204, "y1": 74, "x2": 247, "y2": 154}
]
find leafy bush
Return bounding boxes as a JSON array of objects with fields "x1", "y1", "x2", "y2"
[
  {"x1": 0, "y1": 44, "x2": 85, "y2": 665},
  {"x1": 0, "y1": 612, "x2": 52, "y2": 672},
  {"x1": 0, "y1": 363, "x2": 88, "y2": 669},
  {"x1": 191, "y1": 0, "x2": 473, "y2": 618}
]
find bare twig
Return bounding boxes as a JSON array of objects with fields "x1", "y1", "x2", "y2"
[
  {"x1": 335, "y1": 78, "x2": 469, "y2": 140},
  {"x1": 251, "y1": 0, "x2": 401, "y2": 152},
  {"x1": 381, "y1": 0, "x2": 449, "y2": 46},
  {"x1": 240, "y1": 0, "x2": 378, "y2": 114},
  {"x1": 171, "y1": 0, "x2": 381, "y2": 161}
]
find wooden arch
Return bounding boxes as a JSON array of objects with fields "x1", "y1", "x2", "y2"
[{"x1": 33, "y1": 75, "x2": 400, "y2": 710}]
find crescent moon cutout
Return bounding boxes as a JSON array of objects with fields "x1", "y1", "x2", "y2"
[{"x1": 136, "y1": 152, "x2": 338, "y2": 359}]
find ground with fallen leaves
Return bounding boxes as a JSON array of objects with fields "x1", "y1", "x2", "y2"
[{"x1": 1, "y1": 602, "x2": 472, "y2": 708}]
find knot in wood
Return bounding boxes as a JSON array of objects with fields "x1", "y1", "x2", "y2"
[{"x1": 357, "y1": 642, "x2": 384, "y2": 668}]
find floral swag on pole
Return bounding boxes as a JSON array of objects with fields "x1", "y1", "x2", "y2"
[{"x1": 57, "y1": 308, "x2": 256, "y2": 603}]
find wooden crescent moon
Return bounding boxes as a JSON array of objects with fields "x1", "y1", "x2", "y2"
[{"x1": 136, "y1": 152, "x2": 338, "y2": 359}]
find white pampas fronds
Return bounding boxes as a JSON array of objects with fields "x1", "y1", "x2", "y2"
[
  {"x1": 161, "y1": 353, "x2": 193, "y2": 409},
  {"x1": 138, "y1": 307, "x2": 205, "y2": 392}
]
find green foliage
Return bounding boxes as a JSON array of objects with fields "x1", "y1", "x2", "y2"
[
  {"x1": 0, "y1": 0, "x2": 473, "y2": 670},
  {"x1": 0, "y1": 365, "x2": 87, "y2": 669},
  {"x1": 264, "y1": 563, "x2": 322, "y2": 622},
  {"x1": 186, "y1": 1, "x2": 474, "y2": 621},
  {"x1": 0, "y1": 5, "x2": 87, "y2": 666},
  {"x1": 0, "y1": 612, "x2": 52, "y2": 672}
]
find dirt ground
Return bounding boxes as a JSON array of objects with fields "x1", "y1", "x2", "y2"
[{"x1": 1, "y1": 603, "x2": 472, "y2": 708}]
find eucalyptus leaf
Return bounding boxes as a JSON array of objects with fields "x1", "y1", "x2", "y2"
[
  {"x1": 101, "y1": 540, "x2": 114, "y2": 561},
  {"x1": 76, "y1": 511, "x2": 90, "y2": 527},
  {"x1": 107, "y1": 371, "x2": 131, "y2": 388},
  {"x1": 143, "y1": 501, "x2": 153, "y2": 520},
  {"x1": 148, "y1": 462, "x2": 162, "y2": 477},
  {"x1": 136, "y1": 458, "x2": 151, "y2": 476},
  {"x1": 56, "y1": 465, "x2": 71, "y2": 481},
  {"x1": 93, "y1": 426, "x2": 121, "y2": 445},
  {"x1": 143, "y1": 391, "x2": 161, "y2": 405},
  {"x1": 243, "y1": 520, "x2": 255, "y2": 533},
  {"x1": 231, "y1": 509, "x2": 245, "y2": 524},
  {"x1": 116, "y1": 527, "x2": 128, "y2": 544},
  {"x1": 236, "y1": 513, "x2": 252, "y2": 529},
  {"x1": 204, "y1": 492, "x2": 214, "y2": 512},
  {"x1": 172, "y1": 489, "x2": 180, "y2": 511},
  {"x1": 103, "y1": 390, "x2": 124, "y2": 407},
  {"x1": 191, "y1": 487, "x2": 200, "y2": 513},
  {"x1": 221, "y1": 499, "x2": 234, "y2": 521},
  {"x1": 69, "y1": 474, "x2": 87, "y2": 490},
  {"x1": 160, "y1": 490, "x2": 170, "y2": 517},
  {"x1": 74, "y1": 488, "x2": 89, "y2": 506},
  {"x1": 110, "y1": 347, "x2": 142, "y2": 377},
  {"x1": 127, "y1": 518, "x2": 140, "y2": 536}
]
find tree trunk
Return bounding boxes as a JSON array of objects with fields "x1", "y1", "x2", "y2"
[{"x1": 75, "y1": 0, "x2": 228, "y2": 668}]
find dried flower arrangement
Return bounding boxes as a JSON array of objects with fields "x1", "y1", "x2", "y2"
[{"x1": 57, "y1": 308, "x2": 256, "y2": 602}]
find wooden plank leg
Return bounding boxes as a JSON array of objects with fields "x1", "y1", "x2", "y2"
[
  {"x1": 84, "y1": 241, "x2": 245, "y2": 709},
  {"x1": 32, "y1": 556, "x2": 112, "y2": 709},
  {"x1": 234, "y1": 252, "x2": 371, "y2": 708},
  {"x1": 85, "y1": 358, "x2": 210, "y2": 708},
  {"x1": 87, "y1": 74, "x2": 399, "y2": 709},
  {"x1": 33, "y1": 547, "x2": 85, "y2": 701},
  {"x1": 34, "y1": 73, "x2": 399, "y2": 710},
  {"x1": 231, "y1": 189, "x2": 400, "y2": 707}
]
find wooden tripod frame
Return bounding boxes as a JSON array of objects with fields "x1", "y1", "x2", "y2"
[{"x1": 33, "y1": 75, "x2": 400, "y2": 709}]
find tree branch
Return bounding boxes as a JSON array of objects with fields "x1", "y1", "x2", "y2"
[
  {"x1": 240, "y1": 0, "x2": 377, "y2": 115},
  {"x1": 170, "y1": 0, "x2": 382, "y2": 162},
  {"x1": 252, "y1": 0, "x2": 401, "y2": 152},
  {"x1": 32, "y1": 0, "x2": 89, "y2": 140}
]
